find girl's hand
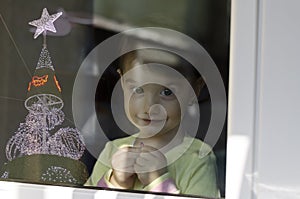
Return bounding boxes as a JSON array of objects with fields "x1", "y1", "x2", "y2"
[
  {"x1": 111, "y1": 146, "x2": 140, "y2": 189},
  {"x1": 134, "y1": 145, "x2": 168, "y2": 186}
]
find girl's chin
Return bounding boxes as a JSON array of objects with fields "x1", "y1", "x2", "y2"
[{"x1": 136, "y1": 128, "x2": 165, "y2": 138}]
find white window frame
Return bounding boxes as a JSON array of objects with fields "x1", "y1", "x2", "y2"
[{"x1": 226, "y1": 0, "x2": 258, "y2": 199}]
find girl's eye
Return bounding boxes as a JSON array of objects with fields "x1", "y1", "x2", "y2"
[
  {"x1": 133, "y1": 87, "x2": 144, "y2": 94},
  {"x1": 161, "y1": 88, "x2": 173, "y2": 96}
]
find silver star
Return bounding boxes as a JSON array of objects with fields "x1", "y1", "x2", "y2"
[{"x1": 29, "y1": 8, "x2": 62, "y2": 39}]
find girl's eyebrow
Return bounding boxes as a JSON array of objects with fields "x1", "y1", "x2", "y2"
[
  {"x1": 166, "y1": 83, "x2": 179, "y2": 89},
  {"x1": 125, "y1": 78, "x2": 180, "y2": 88},
  {"x1": 124, "y1": 78, "x2": 137, "y2": 84}
]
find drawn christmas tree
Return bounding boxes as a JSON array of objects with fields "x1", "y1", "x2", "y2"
[{"x1": 1, "y1": 8, "x2": 88, "y2": 185}]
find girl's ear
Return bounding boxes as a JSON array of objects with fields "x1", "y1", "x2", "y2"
[
  {"x1": 117, "y1": 69, "x2": 125, "y2": 89},
  {"x1": 117, "y1": 69, "x2": 122, "y2": 77},
  {"x1": 193, "y1": 77, "x2": 205, "y2": 97},
  {"x1": 189, "y1": 77, "x2": 205, "y2": 104}
]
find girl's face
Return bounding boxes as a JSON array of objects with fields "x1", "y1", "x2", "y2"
[{"x1": 121, "y1": 64, "x2": 195, "y2": 138}]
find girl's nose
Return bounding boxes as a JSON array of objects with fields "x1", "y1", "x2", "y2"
[{"x1": 143, "y1": 92, "x2": 159, "y2": 113}]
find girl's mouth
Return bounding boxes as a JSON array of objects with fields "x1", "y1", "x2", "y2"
[{"x1": 140, "y1": 118, "x2": 165, "y2": 125}]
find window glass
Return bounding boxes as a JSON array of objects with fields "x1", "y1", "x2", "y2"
[{"x1": 0, "y1": 0, "x2": 230, "y2": 198}]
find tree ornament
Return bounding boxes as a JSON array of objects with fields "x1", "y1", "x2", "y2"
[
  {"x1": 2, "y1": 8, "x2": 88, "y2": 185},
  {"x1": 29, "y1": 8, "x2": 62, "y2": 39}
]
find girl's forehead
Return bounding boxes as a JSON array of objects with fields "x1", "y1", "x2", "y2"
[
  {"x1": 122, "y1": 49, "x2": 181, "y2": 72},
  {"x1": 121, "y1": 50, "x2": 199, "y2": 83},
  {"x1": 122, "y1": 64, "x2": 186, "y2": 85}
]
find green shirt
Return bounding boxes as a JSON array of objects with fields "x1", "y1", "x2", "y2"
[{"x1": 85, "y1": 135, "x2": 220, "y2": 198}]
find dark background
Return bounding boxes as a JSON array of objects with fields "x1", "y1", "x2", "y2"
[{"x1": 0, "y1": 0, "x2": 230, "y2": 197}]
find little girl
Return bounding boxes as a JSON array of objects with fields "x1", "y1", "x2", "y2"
[{"x1": 85, "y1": 49, "x2": 220, "y2": 198}]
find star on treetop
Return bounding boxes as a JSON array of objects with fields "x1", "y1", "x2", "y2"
[{"x1": 29, "y1": 8, "x2": 62, "y2": 39}]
